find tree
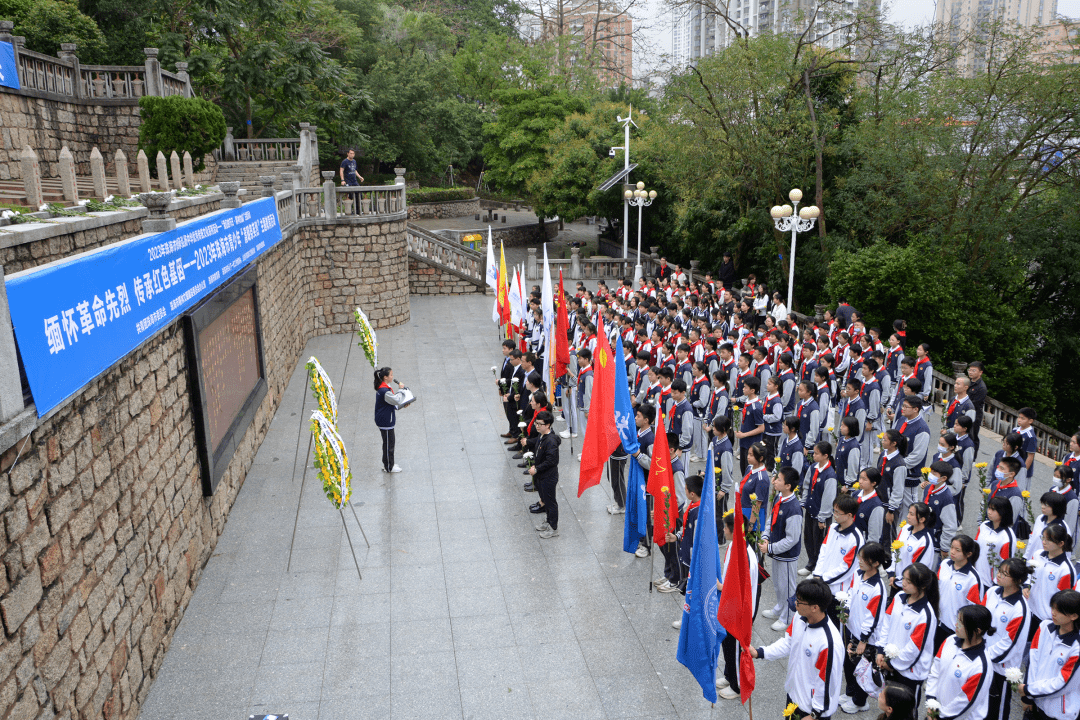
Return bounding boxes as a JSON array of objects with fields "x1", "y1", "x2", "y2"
[{"x1": 2, "y1": 0, "x2": 108, "y2": 62}]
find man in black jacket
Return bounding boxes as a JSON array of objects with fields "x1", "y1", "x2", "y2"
[
  {"x1": 717, "y1": 251, "x2": 736, "y2": 290},
  {"x1": 967, "y1": 361, "x2": 988, "y2": 454},
  {"x1": 529, "y1": 411, "x2": 561, "y2": 538}
]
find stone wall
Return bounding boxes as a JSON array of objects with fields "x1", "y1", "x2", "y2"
[
  {"x1": 408, "y1": 257, "x2": 487, "y2": 295},
  {"x1": 0, "y1": 93, "x2": 141, "y2": 181},
  {"x1": 441, "y1": 220, "x2": 558, "y2": 248},
  {"x1": 0, "y1": 195, "x2": 223, "y2": 275},
  {"x1": 0, "y1": 210, "x2": 408, "y2": 720},
  {"x1": 405, "y1": 197, "x2": 479, "y2": 220}
]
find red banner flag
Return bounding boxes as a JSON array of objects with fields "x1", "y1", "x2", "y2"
[
  {"x1": 577, "y1": 317, "x2": 622, "y2": 497},
  {"x1": 715, "y1": 511, "x2": 756, "y2": 703},
  {"x1": 555, "y1": 270, "x2": 570, "y2": 379},
  {"x1": 645, "y1": 408, "x2": 676, "y2": 545}
]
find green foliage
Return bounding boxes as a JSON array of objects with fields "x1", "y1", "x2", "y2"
[
  {"x1": 137, "y1": 96, "x2": 226, "y2": 174},
  {"x1": 2, "y1": 0, "x2": 107, "y2": 62},
  {"x1": 406, "y1": 187, "x2": 475, "y2": 203}
]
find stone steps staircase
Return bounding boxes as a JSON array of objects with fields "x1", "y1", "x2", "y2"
[
  {"x1": 215, "y1": 161, "x2": 305, "y2": 193},
  {"x1": 405, "y1": 222, "x2": 488, "y2": 290}
]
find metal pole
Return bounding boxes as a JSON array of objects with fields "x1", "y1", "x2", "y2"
[
  {"x1": 622, "y1": 109, "x2": 630, "y2": 261},
  {"x1": 634, "y1": 201, "x2": 643, "y2": 285},
  {"x1": 786, "y1": 201, "x2": 799, "y2": 314}
]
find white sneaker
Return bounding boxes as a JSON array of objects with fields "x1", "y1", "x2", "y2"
[
  {"x1": 689, "y1": 454, "x2": 701, "y2": 463},
  {"x1": 798, "y1": 567, "x2": 811, "y2": 577},
  {"x1": 653, "y1": 576, "x2": 668, "y2": 586},
  {"x1": 576, "y1": 454, "x2": 582, "y2": 462},
  {"x1": 389, "y1": 464, "x2": 402, "y2": 473},
  {"x1": 672, "y1": 618, "x2": 682, "y2": 629},
  {"x1": 538, "y1": 526, "x2": 559, "y2": 539},
  {"x1": 718, "y1": 687, "x2": 740, "y2": 700},
  {"x1": 761, "y1": 608, "x2": 779, "y2": 619},
  {"x1": 535, "y1": 521, "x2": 551, "y2": 532},
  {"x1": 658, "y1": 581, "x2": 680, "y2": 593},
  {"x1": 769, "y1": 618, "x2": 788, "y2": 631},
  {"x1": 840, "y1": 699, "x2": 871, "y2": 714},
  {"x1": 635, "y1": 545, "x2": 649, "y2": 558},
  {"x1": 840, "y1": 694, "x2": 851, "y2": 704},
  {"x1": 716, "y1": 677, "x2": 730, "y2": 690},
  {"x1": 559, "y1": 429, "x2": 571, "y2": 439},
  {"x1": 607, "y1": 504, "x2": 625, "y2": 515}
]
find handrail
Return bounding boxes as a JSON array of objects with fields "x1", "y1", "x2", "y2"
[
  {"x1": 79, "y1": 67, "x2": 146, "y2": 99},
  {"x1": 334, "y1": 185, "x2": 406, "y2": 217},
  {"x1": 405, "y1": 224, "x2": 485, "y2": 286},
  {"x1": 232, "y1": 139, "x2": 301, "y2": 162},
  {"x1": 17, "y1": 48, "x2": 75, "y2": 96}
]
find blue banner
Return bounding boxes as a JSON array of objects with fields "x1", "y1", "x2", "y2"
[
  {"x1": 6, "y1": 197, "x2": 282, "y2": 416},
  {"x1": 614, "y1": 333, "x2": 647, "y2": 552},
  {"x1": 0, "y1": 42, "x2": 19, "y2": 90}
]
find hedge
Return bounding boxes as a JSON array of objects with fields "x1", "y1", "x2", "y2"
[
  {"x1": 406, "y1": 187, "x2": 475, "y2": 204},
  {"x1": 138, "y1": 96, "x2": 227, "y2": 175}
]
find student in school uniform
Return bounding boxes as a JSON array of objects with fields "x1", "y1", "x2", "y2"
[
  {"x1": 711, "y1": 416, "x2": 736, "y2": 517},
  {"x1": 799, "y1": 441, "x2": 838, "y2": 578},
  {"x1": 656, "y1": 435, "x2": 688, "y2": 594},
  {"x1": 988, "y1": 457, "x2": 1025, "y2": 538},
  {"x1": 761, "y1": 376, "x2": 785, "y2": 472},
  {"x1": 814, "y1": 495, "x2": 864, "y2": 612},
  {"x1": 735, "y1": 377, "x2": 764, "y2": 473},
  {"x1": 1050, "y1": 466, "x2": 1079, "y2": 544},
  {"x1": 759, "y1": 466, "x2": 804, "y2": 632},
  {"x1": 1063, "y1": 433, "x2": 1080, "y2": 493},
  {"x1": 854, "y1": 468, "x2": 888, "y2": 546},
  {"x1": 562, "y1": 348, "x2": 592, "y2": 442},
  {"x1": 630, "y1": 406, "x2": 657, "y2": 558},
  {"x1": 876, "y1": 562, "x2": 939, "y2": 705},
  {"x1": 975, "y1": 497, "x2": 1017, "y2": 587},
  {"x1": 895, "y1": 396, "x2": 932, "y2": 528},
  {"x1": 1027, "y1": 492, "x2": 1071, "y2": 560},
  {"x1": 952, "y1": 417, "x2": 977, "y2": 520},
  {"x1": 688, "y1": 362, "x2": 711, "y2": 462},
  {"x1": 750, "y1": 579, "x2": 844, "y2": 720},
  {"x1": 667, "y1": 473, "x2": 704, "y2": 627},
  {"x1": 707, "y1": 369, "x2": 731, "y2": 428},
  {"x1": 795, "y1": 380, "x2": 822, "y2": 454},
  {"x1": 926, "y1": 605, "x2": 994, "y2": 720},
  {"x1": 1013, "y1": 407, "x2": 1039, "y2": 491},
  {"x1": 838, "y1": 378, "x2": 867, "y2": 447},
  {"x1": 835, "y1": 417, "x2": 862, "y2": 492},
  {"x1": 890, "y1": 503, "x2": 937, "y2": 591},
  {"x1": 922, "y1": 461, "x2": 959, "y2": 562},
  {"x1": 839, "y1": 542, "x2": 889, "y2": 714},
  {"x1": 935, "y1": 534, "x2": 984, "y2": 653},
  {"x1": 1019, "y1": 589, "x2": 1080, "y2": 720},
  {"x1": 912, "y1": 343, "x2": 934, "y2": 412},
  {"x1": 776, "y1": 353, "x2": 798, "y2": 417},
  {"x1": 779, "y1": 417, "x2": 807, "y2": 481},
  {"x1": 859, "y1": 360, "x2": 883, "y2": 459},
  {"x1": 1026, "y1": 524, "x2": 1075, "y2": 633},
  {"x1": 985, "y1": 557, "x2": 1032, "y2": 720},
  {"x1": 884, "y1": 333, "x2": 905, "y2": 386},
  {"x1": 739, "y1": 443, "x2": 770, "y2": 533},
  {"x1": 879, "y1": 429, "x2": 909, "y2": 529},
  {"x1": 668, "y1": 381, "x2": 696, "y2": 482}
]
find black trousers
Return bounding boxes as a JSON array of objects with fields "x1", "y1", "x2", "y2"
[
  {"x1": 843, "y1": 642, "x2": 872, "y2": 706},
  {"x1": 380, "y1": 428, "x2": 395, "y2": 472},
  {"x1": 763, "y1": 434, "x2": 779, "y2": 472},
  {"x1": 503, "y1": 401, "x2": 517, "y2": 433},
  {"x1": 721, "y1": 634, "x2": 741, "y2": 691},
  {"x1": 885, "y1": 672, "x2": 923, "y2": 708},
  {"x1": 609, "y1": 456, "x2": 627, "y2": 508},
  {"x1": 986, "y1": 671, "x2": 1012, "y2": 720},
  {"x1": 538, "y1": 475, "x2": 559, "y2": 529},
  {"x1": 804, "y1": 509, "x2": 824, "y2": 570}
]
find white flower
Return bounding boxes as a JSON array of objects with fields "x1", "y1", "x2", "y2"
[
  {"x1": 39, "y1": 204, "x2": 48, "y2": 212},
  {"x1": 834, "y1": 591, "x2": 850, "y2": 605},
  {"x1": 179, "y1": 186, "x2": 185, "y2": 191},
  {"x1": 1005, "y1": 667, "x2": 1024, "y2": 684},
  {"x1": 0, "y1": 210, "x2": 14, "y2": 219},
  {"x1": 925, "y1": 699, "x2": 941, "y2": 712},
  {"x1": 523, "y1": 452, "x2": 534, "y2": 459},
  {"x1": 196, "y1": 184, "x2": 202, "y2": 189},
  {"x1": 104, "y1": 195, "x2": 114, "y2": 203},
  {"x1": 518, "y1": 422, "x2": 527, "y2": 428},
  {"x1": 884, "y1": 643, "x2": 900, "y2": 659}
]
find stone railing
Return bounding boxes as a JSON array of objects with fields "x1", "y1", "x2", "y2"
[
  {"x1": 0, "y1": 29, "x2": 192, "y2": 102},
  {"x1": 526, "y1": 245, "x2": 650, "y2": 281},
  {"x1": 229, "y1": 138, "x2": 302, "y2": 162},
  {"x1": 405, "y1": 224, "x2": 485, "y2": 286},
  {"x1": 334, "y1": 184, "x2": 406, "y2": 217}
]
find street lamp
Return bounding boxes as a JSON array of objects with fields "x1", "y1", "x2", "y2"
[
  {"x1": 612, "y1": 106, "x2": 638, "y2": 268},
  {"x1": 624, "y1": 181, "x2": 657, "y2": 285},
  {"x1": 770, "y1": 188, "x2": 819, "y2": 315}
]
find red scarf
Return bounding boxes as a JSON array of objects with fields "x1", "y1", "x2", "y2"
[
  {"x1": 811, "y1": 461, "x2": 831, "y2": 491},
  {"x1": 379, "y1": 382, "x2": 391, "y2": 391},
  {"x1": 991, "y1": 479, "x2": 1018, "y2": 499},
  {"x1": 771, "y1": 493, "x2": 788, "y2": 527},
  {"x1": 682, "y1": 500, "x2": 701, "y2": 529},
  {"x1": 924, "y1": 483, "x2": 945, "y2": 503},
  {"x1": 899, "y1": 419, "x2": 908, "y2": 433},
  {"x1": 947, "y1": 398, "x2": 959, "y2": 416}
]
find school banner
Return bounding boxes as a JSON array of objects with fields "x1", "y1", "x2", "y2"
[
  {"x1": 0, "y1": 42, "x2": 19, "y2": 90},
  {"x1": 6, "y1": 197, "x2": 282, "y2": 416}
]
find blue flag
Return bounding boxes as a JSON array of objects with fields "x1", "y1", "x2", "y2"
[
  {"x1": 676, "y1": 445, "x2": 726, "y2": 703},
  {"x1": 613, "y1": 335, "x2": 647, "y2": 552}
]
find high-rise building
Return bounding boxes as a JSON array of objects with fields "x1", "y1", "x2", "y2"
[
  {"x1": 934, "y1": 0, "x2": 1059, "y2": 74},
  {"x1": 1032, "y1": 19, "x2": 1079, "y2": 65},
  {"x1": 518, "y1": 1, "x2": 633, "y2": 84}
]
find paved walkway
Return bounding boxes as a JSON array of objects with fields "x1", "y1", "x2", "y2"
[{"x1": 138, "y1": 294, "x2": 1043, "y2": 720}]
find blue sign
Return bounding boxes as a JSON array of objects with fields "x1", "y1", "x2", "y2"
[
  {"x1": 6, "y1": 197, "x2": 282, "y2": 416},
  {"x1": 0, "y1": 42, "x2": 20, "y2": 90}
]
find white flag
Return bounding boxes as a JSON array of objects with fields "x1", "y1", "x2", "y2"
[
  {"x1": 487, "y1": 226, "x2": 499, "y2": 324},
  {"x1": 508, "y1": 266, "x2": 523, "y2": 326},
  {"x1": 540, "y1": 244, "x2": 555, "y2": 384}
]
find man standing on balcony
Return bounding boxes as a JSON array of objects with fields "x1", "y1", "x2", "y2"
[{"x1": 339, "y1": 149, "x2": 365, "y2": 215}]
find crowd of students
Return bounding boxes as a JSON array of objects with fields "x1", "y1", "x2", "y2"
[{"x1": 498, "y1": 268, "x2": 1080, "y2": 720}]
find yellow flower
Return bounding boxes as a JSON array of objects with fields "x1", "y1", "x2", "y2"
[
  {"x1": 982, "y1": 488, "x2": 991, "y2": 495},
  {"x1": 899, "y1": 520, "x2": 907, "y2": 529},
  {"x1": 827, "y1": 427, "x2": 835, "y2": 433},
  {"x1": 891, "y1": 540, "x2": 904, "y2": 551},
  {"x1": 715, "y1": 466, "x2": 722, "y2": 474},
  {"x1": 1017, "y1": 541, "x2": 1027, "y2": 550},
  {"x1": 1021, "y1": 490, "x2": 1031, "y2": 499},
  {"x1": 661, "y1": 486, "x2": 669, "y2": 494},
  {"x1": 877, "y1": 432, "x2": 885, "y2": 439},
  {"x1": 775, "y1": 456, "x2": 781, "y2": 464},
  {"x1": 750, "y1": 494, "x2": 758, "y2": 502},
  {"x1": 723, "y1": 509, "x2": 735, "y2": 518},
  {"x1": 1056, "y1": 461, "x2": 1064, "y2": 467},
  {"x1": 974, "y1": 462, "x2": 988, "y2": 469},
  {"x1": 921, "y1": 467, "x2": 931, "y2": 475},
  {"x1": 783, "y1": 702, "x2": 799, "y2": 717}
]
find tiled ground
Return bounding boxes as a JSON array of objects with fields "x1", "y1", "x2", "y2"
[{"x1": 138, "y1": 293, "x2": 1045, "y2": 720}]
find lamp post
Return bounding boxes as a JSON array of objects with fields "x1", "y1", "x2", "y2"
[
  {"x1": 612, "y1": 107, "x2": 638, "y2": 267},
  {"x1": 770, "y1": 188, "x2": 820, "y2": 314},
  {"x1": 624, "y1": 181, "x2": 657, "y2": 285}
]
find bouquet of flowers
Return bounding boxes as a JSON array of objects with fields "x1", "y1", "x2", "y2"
[
  {"x1": 518, "y1": 420, "x2": 527, "y2": 439},
  {"x1": 523, "y1": 451, "x2": 535, "y2": 468},
  {"x1": 305, "y1": 357, "x2": 338, "y2": 427},
  {"x1": 491, "y1": 366, "x2": 498, "y2": 377},
  {"x1": 1005, "y1": 667, "x2": 1024, "y2": 695},
  {"x1": 782, "y1": 702, "x2": 799, "y2": 718},
  {"x1": 310, "y1": 410, "x2": 351, "y2": 509},
  {"x1": 884, "y1": 643, "x2": 900, "y2": 661},
  {"x1": 354, "y1": 307, "x2": 378, "y2": 368},
  {"x1": 835, "y1": 590, "x2": 851, "y2": 628},
  {"x1": 1022, "y1": 490, "x2": 1035, "y2": 525},
  {"x1": 925, "y1": 699, "x2": 941, "y2": 719}
]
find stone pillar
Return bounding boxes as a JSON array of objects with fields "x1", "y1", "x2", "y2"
[
  {"x1": 19, "y1": 146, "x2": 42, "y2": 208},
  {"x1": 115, "y1": 149, "x2": 130, "y2": 197},
  {"x1": 526, "y1": 248, "x2": 537, "y2": 281},
  {"x1": 394, "y1": 168, "x2": 406, "y2": 185},
  {"x1": 288, "y1": 165, "x2": 303, "y2": 190},
  {"x1": 570, "y1": 246, "x2": 581, "y2": 280},
  {"x1": 224, "y1": 127, "x2": 235, "y2": 161},
  {"x1": 175, "y1": 61, "x2": 192, "y2": 97},
  {"x1": 322, "y1": 171, "x2": 336, "y2": 220},
  {"x1": 183, "y1": 151, "x2": 195, "y2": 189},
  {"x1": 143, "y1": 48, "x2": 162, "y2": 97},
  {"x1": 280, "y1": 172, "x2": 294, "y2": 193},
  {"x1": 137, "y1": 150, "x2": 151, "y2": 192},
  {"x1": 0, "y1": 265, "x2": 27, "y2": 424},
  {"x1": 58, "y1": 146, "x2": 78, "y2": 203},
  {"x1": 155, "y1": 151, "x2": 169, "y2": 191},
  {"x1": 259, "y1": 175, "x2": 275, "y2": 198},
  {"x1": 138, "y1": 192, "x2": 175, "y2": 232},
  {"x1": 170, "y1": 151, "x2": 183, "y2": 190},
  {"x1": 90, "y1": 147, "x2": 107, "y2": 199},
  {"x1": 689, "y1": 260, "x2": 699, "y2": 286},
  {"x1": 297, "y1": 122, "x2": 312, "y2": 186},
  {"x1": 219, "y1": 182, "x2": 241, "y2": 209},
  {"x1": 57, "y1": 43, "x2": 81, "y2": 98}
]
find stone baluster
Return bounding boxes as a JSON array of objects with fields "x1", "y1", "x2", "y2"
[
  {"x1": 58, "y1": 146, "x2": 78, "y2": 203},
  {"x1": 114, "y1": 149, "x2": 130, "y2": 197},
  {"x1": 288, "y1": 165, "x2": 303, "y2": 190},
  {"x1": 175, "y1": 61, "x2": 192, "y2": 98},
  {"x1": 570, "y1": 246, "x2": 581, "y2": 280},
  {"x1": 322, "y1": 171, "x2": 336, "y2": 219},
  {"x1": 155, "y1": 151, "x2": 170, "y2": 191},
  {"x1": 19, "y1": 146, "x2": 42, "y2": 208},
  {"x1": 169, "y1": 151, "x2": 183, "y2": 190},
  {"x1": 138, "y1": 192, "x2": 175, "y2": 232},
  {"x1": 143, "y1": 48, "x2": 162, "y2": 97},
  {"x1": 57, "y1": 43, "x2": 81, "y2": 98},
  {"x1": 223, "y1": 127, "x2": 235, "y2": 161},
  {"x1": 689, "y1": 260, "x2": 699, "y2": 286},
  {"x1": 219, "y1": 182, "x2": 241, "y2": 209},
  {"x1": 183, "y1": 151, "x2": 195, "y2": 189},
  {"x1": 90, "y1": 147, "x2": 107, "y2": 199},
  {"x1": 259, "y1": 176, "x2": 275, "y2": 198},
  {"x1": 137, "y1": 150, "x2": 151, "y2": 192},
  {"x1": 526, "y1": 248, "x2": 537, "y2": 281}
]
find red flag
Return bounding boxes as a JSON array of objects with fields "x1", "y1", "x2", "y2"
[
  {"x1": 715, "y1": 510, "x2": 756, "y2": 703},
  {"x1": 645, "y1": 408, "x2": 676, "y2": 545},
  {"x1": 577, "y1": 317, "x2": 622, "y2": 497},
  {"x1": 555, "y1": 270, "x2": 570, "y2": 379}
]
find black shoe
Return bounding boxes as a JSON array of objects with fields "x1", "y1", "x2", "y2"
[
  {"x1": 523, "y1": 470, "x2": 531, "y2": 476},
  {"x1": 530, "y1": 502, "x2": 545, "y2": 513},
  {"x1": 524, "y1": 482, "x2": 536, "y2": 492},
  {"x1": 512, "y1": 453, "x2": 523, "y2": 459}
]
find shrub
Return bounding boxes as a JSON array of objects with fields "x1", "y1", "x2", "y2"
[
  {"x1": 138, "y1": 96, "x2": 227, "y2": 175},
  {"x1": 406, "y1": 187, "x2": 475, "y2": 203}
]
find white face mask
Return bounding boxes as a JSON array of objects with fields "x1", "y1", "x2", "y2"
[{"x1": 937, "y1": 444, "x2": 948, "y2": 454}]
